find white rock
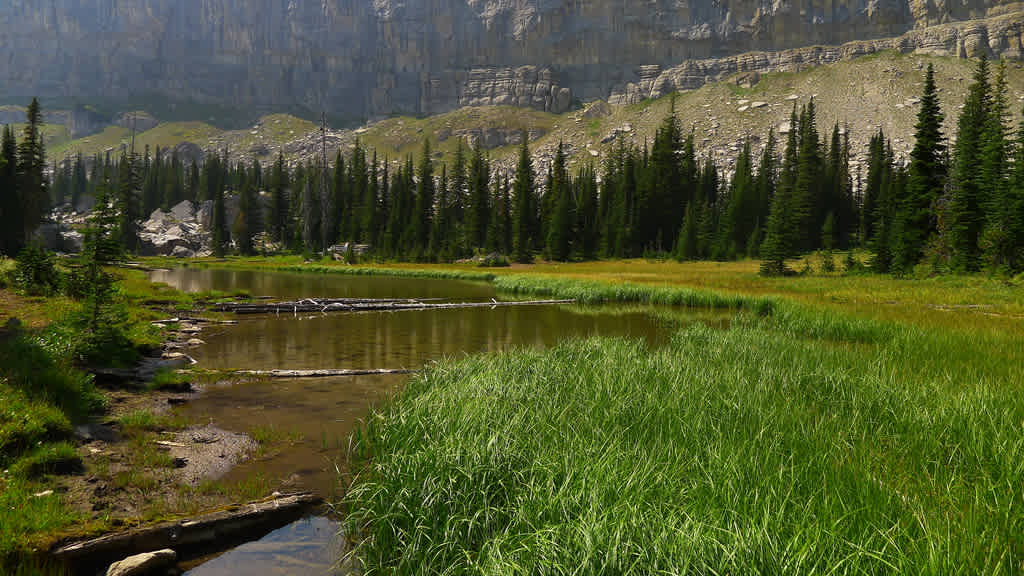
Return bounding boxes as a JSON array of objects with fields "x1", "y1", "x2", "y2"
[
  {"x1": 737, "y1": 105, "x2": 749, "y2": 112},
  {"x1": 750, "y1": 101, "x2": 767, "y2": 109},
  {"x1": 106, "y1": 549, "x2": 177, "y2": 576}
]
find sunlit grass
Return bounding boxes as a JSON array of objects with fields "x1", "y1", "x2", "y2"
[{"x1": 345, "y1": 317, "x2": 1024, "y2": 574}]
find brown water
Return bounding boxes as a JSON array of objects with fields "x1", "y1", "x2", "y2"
[{"x1": 149, "y1": 267, "x2": 688, "y2": 575}]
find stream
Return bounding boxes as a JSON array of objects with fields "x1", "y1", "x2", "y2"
[{"x1": 148, "y1": 267, "x2": 700, "y2": 574}]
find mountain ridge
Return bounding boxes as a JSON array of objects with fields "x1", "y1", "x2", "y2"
[{"x1": 2, "y1": 0, "x2": 1022, "y2": 120}]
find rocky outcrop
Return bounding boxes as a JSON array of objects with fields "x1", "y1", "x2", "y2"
[
  {"x1": 609, "y1": 11, "x2": 1024, "y2": 105},
  {"x1": 138, "y1": 201, "x2": 212, "y2": 258},
  {"x1": 0, "y1": 1, "x2": 1021, "y2": 120}
]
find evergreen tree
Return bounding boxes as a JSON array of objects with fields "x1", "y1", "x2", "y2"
[
  {"x1": 980, "y1": 59, "x2": 1014, "y2": 270},
  {"x1": 721, "y1": 139, "x2": 755, "y2": 258},
  {"x1": 893, "y1": 63, "x2": 946, "y2": 272},
  {"x1": 0, "y1": 125, "x2": 18, "y2": 255},
  {"x1": 576, "y1": 163, "x2": 599, "y2": 259},
  {"x1": 17, "y1": 98, "x2": 48, "y2": 245},
  {"x1": 414, "y1": 139, "x2": 435, "y2": 258},
  {"x1": 546, "y1": 142, "x2": 572, "y2": 261},
  {"x1": 946, "y1": 56, "x2": 991, "y2": 272},
  {"x1": 675, "y1": 201, "x2": 698, "y2": 261},
  {"x1": 268, "y1": 152, "x2": 289, "y2": 244},
  {"x1": 212, "y1": 153, "x2": 229, "y2": 257},
  {"x1": 792, "y1": 100, "x2": 823, "y2": 251},
  {"x1": 512, "y1": 134, "x2": 534, "y2": 263},
  {"x1": 117, "y1": 150, "x2": 141, "y2": 252},
  {"x1": 71, "y1": 153, "x2": 87, "y2": 211},
  {"x1": 234, "y1": 175, "x2": 257, "y2": 255},
  {"x1": 80, "y1": 167, "x2": 123, "y2": 337},
  {"x1": 466, "y1": 143, "x2": 490, "y2": 250}
]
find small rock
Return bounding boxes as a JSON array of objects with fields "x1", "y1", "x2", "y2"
[
  {"x1": 106, "y1": 549, "x2": 177, "y2": 576},
  {"x1": 172, "y1": 457, "x2": 188, "y2": 469}
]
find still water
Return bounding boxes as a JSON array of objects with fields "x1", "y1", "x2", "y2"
[{"x1": 149, "y1": 267, "x2": 684, "y2": 574}]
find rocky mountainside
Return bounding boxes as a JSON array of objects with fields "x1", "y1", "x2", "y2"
[{"x1": 2, "y1": 0, "x2": 1022, "y2": 121}]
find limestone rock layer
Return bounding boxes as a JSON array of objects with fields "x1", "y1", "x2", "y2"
[{"x1": 0, "y1": 0, "x2": 1020, "y2": 119}]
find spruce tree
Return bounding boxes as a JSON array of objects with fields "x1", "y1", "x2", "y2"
[
  {"x1": 792, "y1": 100, "x2": 823, "y2": 251},
  {"x1": 980, "y1": 59, "x2": 1013, "y2": 270},
  {"x1": 512, "y1": 134, "x2": 534, "y2": 263},
  {"x1": 268, "y1": 152, "x2": 289, "y2": 244},
  {"x1": 675, "y1": 202, "x2": 698, "y2": 261},
  {"x1": 466, "y1": 143, "x2": 490, "y2": 250},
  {"x1": 0, "y1": 126, "x2": 20, "y2": 255},
  {"x1": 17, "y1": 98, "x2": 48, "y2": 245},
  {"x1": 947, "y1": 57, "x2": 991, "y2": 272},
  {"x1": 117, "y1": 150, "x2": 141, "y2": 252},
  {"x1": 894, "y1": 63, "x2": 946, "y2": 272},
  {"x1": 546, "y1": 141, "x2": 572, "y2": 261},
  {"x1": 413, "y1": 139, "x2": 435, "y2": 259}
]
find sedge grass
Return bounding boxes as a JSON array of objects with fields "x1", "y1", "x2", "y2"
[{"x1": 345, "y1": 316, "x2": 1024, "y2": 574}]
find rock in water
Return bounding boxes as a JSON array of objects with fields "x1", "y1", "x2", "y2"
[{"x1": 106, "y1": 549, "x2": 176, "y2": 576}]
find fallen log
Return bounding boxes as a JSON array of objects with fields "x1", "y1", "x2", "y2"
[
  {"x1": 212, "y1": 297, "x2": 574, "y2": 315},
  {"x1": 52, "y1": 492, "x2": 322, "y2": 575},
  {"x1": 151, "y1": 317, "x2": 239, "y2": 326},
  {"x1": 182, "y1": 368, "x2": 415, "y2": 378}
]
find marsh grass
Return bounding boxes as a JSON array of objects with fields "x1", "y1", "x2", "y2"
[{"x1": 345, "y1": 317, "x2": 1024, "y2": 574}]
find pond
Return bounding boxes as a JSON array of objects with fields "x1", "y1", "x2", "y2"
[{"x1": 148, "y1": 267, "x2": 705, "y2": 574}]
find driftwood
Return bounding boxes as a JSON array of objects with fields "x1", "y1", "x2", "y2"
[
  {"x1": 212, "y1": 297, "x2": 574, "y2": 315},
  {"x1": 185, "y1": 368, "x2": 416, "y2": 378},
  {"x1": 52, "y1": 492, "x2": 322, "y2": 574},
  {"x1": 151, "y1": 317, "x2": 238, "y2": 326}
]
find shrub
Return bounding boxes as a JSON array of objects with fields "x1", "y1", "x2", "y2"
[{"x1": 13, "y1": 244, "x2": 60, "y2": 296}]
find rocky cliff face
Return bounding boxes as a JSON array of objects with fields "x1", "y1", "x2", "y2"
[{"x1": 0, "y1": 0, "x2": 1021, "y2": 121}]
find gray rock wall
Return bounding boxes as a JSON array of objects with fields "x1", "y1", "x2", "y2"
[{"x1": 0, "y1": 0, "x2": 1020, "y2": 120}]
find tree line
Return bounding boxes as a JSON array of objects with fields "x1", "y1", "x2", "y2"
[{"x1": 3, "y1": 57, "x2": 1023, "y2": 274}]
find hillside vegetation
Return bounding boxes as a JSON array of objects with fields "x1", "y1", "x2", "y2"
[{"x1": 28, "y1": 52, "x2": 1024, "y2": 172}]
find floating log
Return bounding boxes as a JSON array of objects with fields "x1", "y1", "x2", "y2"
[
  {"x1": 151, "y1": 317, "x2": 239, "y2": 326},
  {"x1": 184, "y1": 368, "x2": 415, "y2": 378},
  {"x1": 52, "y1": 492, "x2": 322, "y2": 575},
  {"x1": 212, "y1": 297, "x2": 574, "y2": 315}
]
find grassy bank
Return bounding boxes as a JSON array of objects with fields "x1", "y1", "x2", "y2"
[
  {"x1": 344, "y1": 313, "x2": 1024, "y2": 574},
  {"x1": 0, "y1": 259, "x2": 250, "y2": 571},
  {"x1": 140, "y1": 254, "x2": 1023, "y2": 335}
]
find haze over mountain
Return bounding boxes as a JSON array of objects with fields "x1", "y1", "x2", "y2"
[{"x1": 2, "y1": 0, "x2": 1022, "y2": 122}]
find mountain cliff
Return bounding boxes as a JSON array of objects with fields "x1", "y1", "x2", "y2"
[{"x1": 1, "y1": 1, "x2": 1022, "y2": 121}]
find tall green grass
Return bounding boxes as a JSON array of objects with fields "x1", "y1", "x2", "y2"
[{"x1": 344, "y1": 320, "x2": 1024, "y2": 574}]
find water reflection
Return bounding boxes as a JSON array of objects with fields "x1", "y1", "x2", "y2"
[
  {"x1": 149, "y1": 267, "x2": 496, "y2": 301},
  {"x1": 183, "y1": 516, "x2": 344, "y2": 576}
]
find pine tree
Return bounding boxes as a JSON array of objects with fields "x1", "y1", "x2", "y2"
[
  {"x1": 17, "y1": 98, "x2": 48, "y2": 245},
  {"x1": 512, "y1": 134, "x2": 534, "y2": 263}
]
